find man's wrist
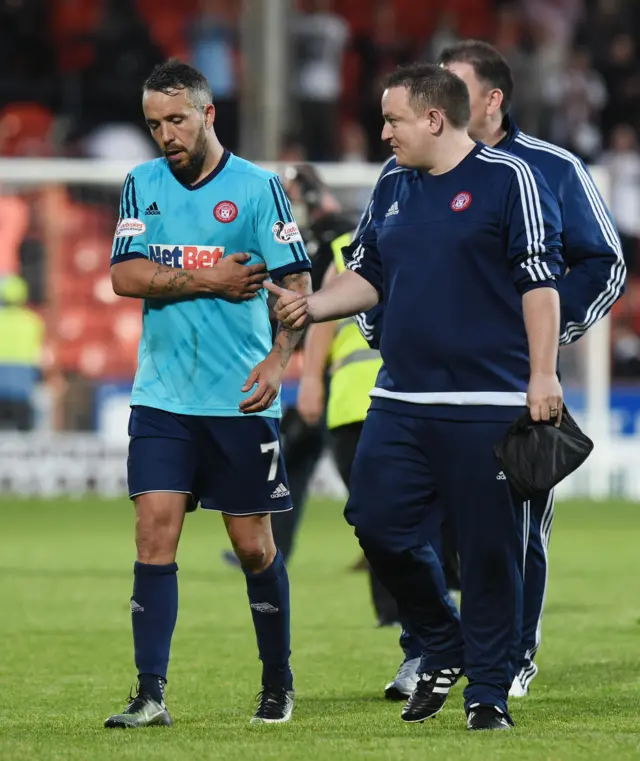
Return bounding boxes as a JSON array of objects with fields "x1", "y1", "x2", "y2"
[
  {"x1": 198, "y1": 269, "x2": 222, "y2": 295},
  {"x1": 306, "y1": 294, "x2": 319, "y2": 323},
  {"x1": 269, "y1": 343, "x2": 292, "y2": 370}
]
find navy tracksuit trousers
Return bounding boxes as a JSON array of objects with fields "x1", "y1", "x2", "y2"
[
  {"x1": 345, "y1": 407, "x2": 527, "y2": 713},
  {"x1": 397, "y1": 493, "x2": 554, "y2": 689}
]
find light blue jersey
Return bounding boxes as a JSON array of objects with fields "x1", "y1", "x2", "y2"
[{"x1": 110, "y1": 150, "x2": 311, "y2": 416}]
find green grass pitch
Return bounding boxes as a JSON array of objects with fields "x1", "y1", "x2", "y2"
[{"x1": 0, "y1": 496, "x2": 639, "y2": 760}]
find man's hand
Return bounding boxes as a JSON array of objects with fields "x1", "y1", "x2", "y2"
[
  {"x1": 239, "y1": 354, "x2": 283, "y2": 414},
  {"x1": 297, "y1": 375, "x2": 325, "y2": 425},
  {"x1": 208, "y1": 253, "x2": 268, "y2": 301},
  {"x1": 527, "y1": 372, "x2": 563, "y2": 426},
  {"x1": 263, "y1": 280, "x2": 312, "y2": 329}
]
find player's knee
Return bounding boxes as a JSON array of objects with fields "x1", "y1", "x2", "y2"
[
  {"x1": 232, "y1": 536, "x2": 275, "y2": 573},
  {"x1": 135, "y1": 498, "x2": 183, "y2": 564},
  {"x1": 136, "y1": 523, "x2": 180, "y2": 564}
]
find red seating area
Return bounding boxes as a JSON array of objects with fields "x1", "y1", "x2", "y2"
[
  {"x1": 48, "y1": 202, "x2": 141, "y2": 382},
  {"x1": 339, "y1": 0, "x2": 490, "y2": 38}
]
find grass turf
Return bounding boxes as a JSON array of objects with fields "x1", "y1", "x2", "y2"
[{"x1": 0, "y1": 497, "x2": 639, "y2": 760}]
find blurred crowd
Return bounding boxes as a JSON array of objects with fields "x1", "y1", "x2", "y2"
[
  {"x1": 2, "y1": 0, "x2": 640, "y2": 165},
  {"x1": 1, "y1": 0, "x2": 640, "y2": 431}
]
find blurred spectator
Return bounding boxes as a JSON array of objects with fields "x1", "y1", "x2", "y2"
[
  {"x1": 493, "y1": 4, "x2": 542, "y2": 136},
  {"x1": 0, "y1": 0, "x2": 57, "y2": 108},
  {"x1": 353, "y1": 0, "x2": 411, "y2": 161},
  {"x1": 278, "y1": 133, "x2": 308, "y2": 162},
  {"x1": 292, "y1": 0, "x2": 349, "y2": 161},
  {"x1": 582, "y1": 0, "x2": 639, "y2": 65},
  {"x1": 602, "y1": 124, "x2": 640, "y2": 273},
  {"x1": 79, "y1": 0, "x2": 164, "y2": 130},
  {"x1": 598, "y1": 34, "x2": 640, "y2": 139},
  {"x1": 341, "y1": 121, "x2": 368, "y2": 163},
  {"x1": 422, "y1": 11, "x2": 460, "y2": 62},
  {"x1": 544, "y1": 47, "x2": 607, "y2": 161},
  {"x1": 612, "y1": 317, "x2": 640, "y2": 379},
  {"x1": 188, "y1": 0, "x2": 240, "y2": 152},
  {"x1": 0, "y1": 274, "x2": 44, "y2": 430},
  {"x1": 522, "y1": 0, "x2": 583, "y2": 50}
]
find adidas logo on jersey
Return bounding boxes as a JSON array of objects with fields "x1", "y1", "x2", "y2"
[
  {"x1": 270, "y1": 483, "x2": 290, "y2": 499},
  {"x1": 385, "y1": 201, "x2": 399, "y2": 217},
  {"x1": 145, "y1": 202, "x2": 161, "y2": 216},
  {"x1": 250, "y1": 602, "x2": 279, "y2": 613}
]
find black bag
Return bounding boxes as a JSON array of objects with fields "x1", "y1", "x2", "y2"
[{"x1": 493, "y1": 405, "x2": 594, "y2": 498}]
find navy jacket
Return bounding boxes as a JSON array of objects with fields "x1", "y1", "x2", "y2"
[
  {"x1": 357, "y1": 119, "x2": 625, "y2": 349},
  {"x1": 345, "y1": 143, "x2": 564, "y2": 418}
]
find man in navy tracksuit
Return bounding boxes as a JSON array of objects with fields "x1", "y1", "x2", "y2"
[
  {"x1": 267, "y1": 62, "x2": 565, "y2": 730},
  {"x1": 440, "y1": 41, "x2": 625, "y2": 698},
  {"x1": 374, "y1": 42, "x2": 626, "y2": 705}
]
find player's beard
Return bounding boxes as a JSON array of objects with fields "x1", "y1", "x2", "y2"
[{"x1": 166, "y1": 127, "x2": 209, "y2": 185}]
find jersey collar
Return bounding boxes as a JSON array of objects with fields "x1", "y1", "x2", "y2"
[
  {"x1": 495, "y1": 114, "x2": 520, "y2": 151},
  {"x1": 178, "y1": 148, "x2": 231, "y2": 191}
]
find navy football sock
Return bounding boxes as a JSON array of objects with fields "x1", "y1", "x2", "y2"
[
  {"x1": 243, "y1": 550, "x2": 293, "y2": 690},
  {"x1": 131, "y1": 561, "x2": 178, "y2": 697}
]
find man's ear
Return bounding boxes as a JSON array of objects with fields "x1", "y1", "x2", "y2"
[{"x1": 204, "y1": 103, "x2": 216, "y2": 130}]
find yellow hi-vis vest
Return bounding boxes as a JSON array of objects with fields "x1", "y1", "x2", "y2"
[
  {"x1": 0, "y1": 306, "x2": 43, "y2": 366},
  {"x1": 326, "y1": 232, "x2": 382, "y2": 430}
]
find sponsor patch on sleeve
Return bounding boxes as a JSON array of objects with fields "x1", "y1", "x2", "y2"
[
  {"x1": 272, "y1": 220, "x2": 303, "y2": 245},
  {"x1": 115, "y1": 218, "x2": 147, "y2": 238}
]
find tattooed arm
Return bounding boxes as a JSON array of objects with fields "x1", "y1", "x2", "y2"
[
  {"x1": 270, "y1": 271, "x2": 314, "y2": 369},
  {"x1": 239, "y1": 269, "x2": 313, "y2": 414},
  {"x1": 110, "y1": 254, "x2": 268, "y2": 301}
]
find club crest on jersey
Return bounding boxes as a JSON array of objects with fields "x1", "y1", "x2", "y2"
[
  {"x1": 148, "y1": 244, "x2": 225, "y2": 268},
  {"x1": 115, "y1": 218, "x2": 146, "y2": 237},
  {"x1": 451, "y1": 192, "x2": 472, "y2": 212},
  {"x1": 213, "y1": 200, "x2": 238, "y2": 223},
  {"x1": 272, "y1": 220, "x2": 302, "y2": 244}
]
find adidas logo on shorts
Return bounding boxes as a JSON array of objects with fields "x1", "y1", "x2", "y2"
[{"x1": 270, "y1": 483, "x2": 290, "y2": 499}]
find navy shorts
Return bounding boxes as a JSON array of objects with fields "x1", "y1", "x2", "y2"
[{"x1": 127, "y1": 406, "x2": 292, "y2": 515}]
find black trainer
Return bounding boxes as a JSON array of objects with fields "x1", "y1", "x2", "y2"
[
  {"x1": 104, "y1": 680, "x2": 172, "y2": 729},
  {"x1": 401, "y1": 668, "x2": 463, "y2": 723},
  {"x1": 250, "y1": 686, "x2": 295, "y2": 724},
  {"x1": 466, "y1": 704, "x2": 514, "y2": 731}
]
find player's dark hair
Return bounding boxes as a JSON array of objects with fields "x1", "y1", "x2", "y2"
[
  {"x1": 385, "y1": 63, "x2": 470, "y2": 129},
  {"x1": 438, "y1": 40, "x2": 514, "y2": 116},
  {"x1": 143, "y1": 59, "x2": 213, "y2": 110}
]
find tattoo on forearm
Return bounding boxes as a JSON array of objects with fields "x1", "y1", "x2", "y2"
[
  {"x1": 146, "y1": 265, "x2": 196, "y2": 298},
  {"x1": 165, "y1": 270, "x2": 196, "y2": 294},
  {"x1": 280, "y1": 271, "x2": 311, "y2": 292},
  {"x1": 272, "y1": 324, "x2": 304, "y2": 367},
  {"x1": 146, "y1": 265, "x2": 164, "y2": 297},
  {"x1": 270, "y1": 271, "x2": 312, "y2": 364}
]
